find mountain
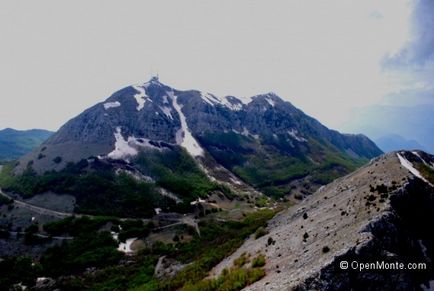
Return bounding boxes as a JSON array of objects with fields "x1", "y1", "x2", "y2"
[
  {"x1": 375, "y1": 134, "x2": 428, "y2": 153},
  {"x1": 12, "y1": 77, "x2": 382, "y2": 205},
  {"x1": 210, "y1": 150, "x2": 434, "y2": 290},
  {"x1": 0, "y1": 128, "x2": 53, "y2": 161},
  {"x1": 342, "y1": 103, "x2": 434, "y2": 154}
]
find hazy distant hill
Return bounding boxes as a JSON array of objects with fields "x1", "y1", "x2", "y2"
[
  {"x1": 375, "y1": 134, "x2": 427, "y2": 153},
  {"x1": 343, "y1": 103, "x2": 434, "y2": 154},
  {"x1": 0, "y1": 128, "x2": 53, "y2": 160}
]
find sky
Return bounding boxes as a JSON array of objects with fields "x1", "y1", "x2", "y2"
[{"x1": 0, "y1": 0, "x2": 423, "y2": 132}]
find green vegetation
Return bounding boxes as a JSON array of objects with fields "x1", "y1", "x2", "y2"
[
  {"x1": 135, "y1": 148, "x2": 233, "y2": 205},
  {"x1": 182, "y1": 265, "x2": 265, "y2": 291},
  {"x1": 0, "y1": 147, "x2": 234, "y2": 217},
  {"x1": 136, "y1": 209, "x2": 275, "y2": 290},
  {"x1": 41, "y1": 231, "x2": 123, "y2": 277},
  {"x1": 233, "y1": 253, "x2": 250, "y2": 268},
  {"x1": 0, "y1": 194, "x2": 13, "y2": 206},
  {"x1": 254, "y1": 196, "x2": 268, "y2": 208},
  {"x1": 118, "y1": 219, "x2": 154, "y2": 242},
  {"x1": 418, "y1": 164, "x2": 434, "y2": 185},
  {"x1": 43, "y1": 216, "x2": 119, "y2": 236},
  {"x1": 181, "y1": 252, "x2": 266, "y2": 291},
  {"x1": 0, "y1": 161, "x2": 174, "y2": 218},
  {"x1": 64, "y1": 254, "x2": 159, "y2": 290},
  {"x1": 254, "y1": 226, "x2": 268, "y2": 239},
  {"x1": 251, "y1": 254, "x2": 266, "y2": 268},
  {"x1": 0, "y1": 208, "x2": 275, "y2": 290},
  {"x1": 198, "y1": 132, "x2": 363, "y2": 198},
  {"x1": 40, "y1": 216, "x2": 127, "y2": 277},
  {"x1": 24, "y1": 224, "x2": 50, "y2": 245},
  {"x1": 0, "y1": 256, "x2": 42, "y2": 289},
  {"x1": 43, "y1": 215, "x2": 155, "y2": 242}
]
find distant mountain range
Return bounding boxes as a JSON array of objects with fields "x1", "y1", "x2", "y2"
[
  {"x1": 342, "y1": 103, "x2": 434, "y2": 154},
  {"x1": 375, "y1": 134, "x2": 427, "y2": 153},
  {"x1": 0, "y1": 128, "x2": 53, "y2": 160}
]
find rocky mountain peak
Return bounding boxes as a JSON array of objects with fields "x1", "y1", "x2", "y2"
[{"x1": 16, "y1": 79, "x2": 382, "y2": 199}]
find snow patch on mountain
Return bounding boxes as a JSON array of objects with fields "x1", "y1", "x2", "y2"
[
  {"x1": 108, "y1": 127, "x2": 168, "y2": 161},
  {"x1": 397, "y1": 152, "x2": 432, "y2": 185},
  {"x1": 288, "y1": 129, "x2": 307, "y2": 142},
  {"x1": 115, "y1": 168, "x2": 154, "y2": 183},
  {"x1": 132, "y1": 84, "x2": 151, "y2": 111},
  {"x1": 171, "y1": 91, "x2": 204, "y2": 157},
  {"x1": 108, "y1": 127, "x2": 138, "y2": 160},
  {"x1": 237, "y1": 95, "x2": 253, "y2": 105},
  {"x1": 241, "y1": 127, "x2": 251, "y2": 137},
  {"x1": 266, "y1": 97, "x2": 275, "y2": 107},
  {"x1": 160, "y1": 106, "x2": 173, "y2": 120},
  {"x1": 103, "y1": 101, "x2": 121, "y2": 110},
  {"x1": 200, "y1": 92, "x2": 243, "y2": 111},
  {"x1": 232, "y1": 127, "x2": 262, "y2": 141},
  {"x1": 117, "y1": 237, "x2": 137, "y2": 253},
  {"x1": 200, "y1": 92, "x2": 217, "y2": 106}
]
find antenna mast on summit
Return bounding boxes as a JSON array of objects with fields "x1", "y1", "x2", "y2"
[
  {"x1": 149, "y1": 68, "x2": 159, "y2": 81},
  {"x1": 148, "y1": 67, "x2": 159, "y2": 81}
]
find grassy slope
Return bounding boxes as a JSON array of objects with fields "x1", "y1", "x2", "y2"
[
  {"x1": 0, "y1": 147, "x2": 233, "y2": 217},
  {"x1": 198, "y1": 131, "x2": 365, "y2": 198},
  {"x1": 0, "y1": 210, "x2": 275, "y2": 290}
]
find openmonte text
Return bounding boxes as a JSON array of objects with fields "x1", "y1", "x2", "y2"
[{"x1": 340, "y1": 260, "x2": 427, "y2": 271}]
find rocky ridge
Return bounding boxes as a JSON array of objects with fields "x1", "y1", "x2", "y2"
[{"x1": 209, "y1": 150, "x2": 434, "y2": 290}]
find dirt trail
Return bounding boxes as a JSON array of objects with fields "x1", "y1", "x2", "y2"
[{"x1": 153, "y1": 216, "x2": 200, "y2": 235}]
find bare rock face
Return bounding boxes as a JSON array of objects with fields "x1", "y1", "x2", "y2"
[
  {"x1": 154, "y1": 256, "x2": 188, "y2": 280},
  {"x1": 34, "y1": 277, "x2": 56, "y2": 290},
  {"x1": 209, "y1": 151, "x2": 434, "y2": 290}
]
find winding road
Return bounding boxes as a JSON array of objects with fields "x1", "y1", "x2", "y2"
[
  {"x1": 0, "y1": 188, "x2": 73, "y2": 218},
  {"x1": 0, "y1": 188, "x2": 199, "y2": 234}
]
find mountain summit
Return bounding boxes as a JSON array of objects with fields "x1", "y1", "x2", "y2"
[{"x1": 17, "y1": 78, "x2": 382, "y2": 198}]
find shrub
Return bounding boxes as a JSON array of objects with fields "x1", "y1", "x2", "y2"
[
  {"x1": 233, "y1": 253, "x2": 249, "y2": 268},
  {"x1": 183, "y1": 265, "x2": 265, "y2": 291},
  {"x1": 0, "y1": 195, "x2": 13, "y2": 206},
  {"x1": 251, "y1": 254, "x2": 266, "y2": 268},
  {"x1": 151, "y1": 209, "x2": 275, "y2": 290},
  {"x1": 41, "y1": 231, "x2": 122, "y2": 276},
  {"x1": 254, "y1": 227, "x2": 268, "y2": 239},
  {"x1": 0, "y1": 229, "x2": 10, "y2": 239},
  {"x1": 267, "y1": 236, "x2": 275, "y2": 246},
  {"x1": 53, "y1": 156, "x2": 62, "y2": 164}
]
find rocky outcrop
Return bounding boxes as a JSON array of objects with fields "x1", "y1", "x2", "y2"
[{"x1": 209, "y1": 151, "x2": 434, "y2": 290}]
